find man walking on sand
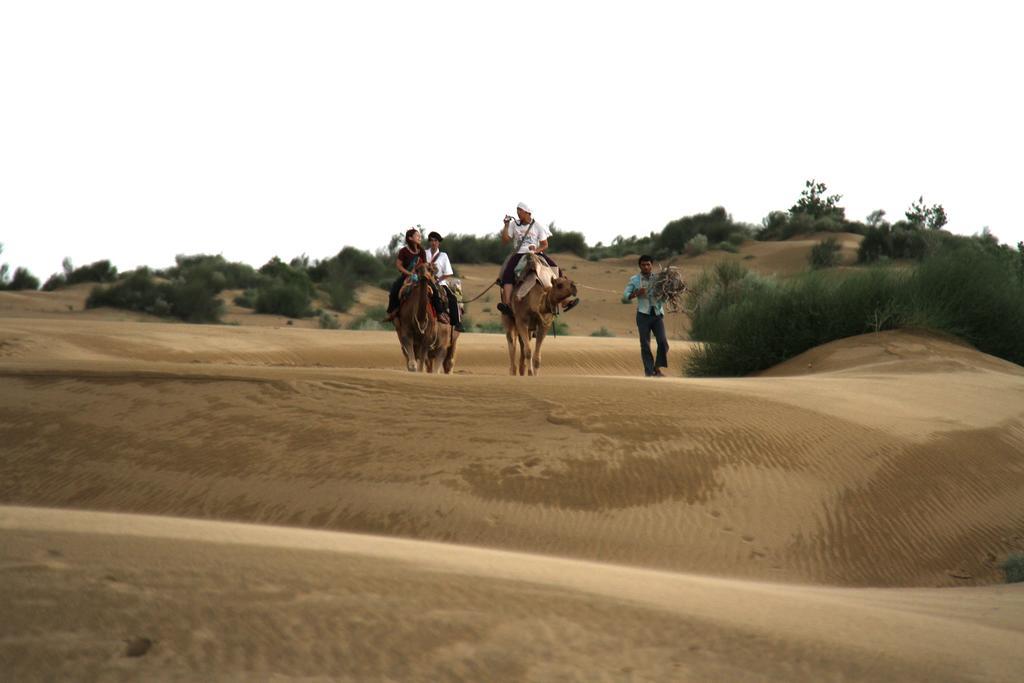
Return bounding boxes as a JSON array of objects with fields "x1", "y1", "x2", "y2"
[{"x1": 623, "y1": 254, "x2": 669, "y2": 377}]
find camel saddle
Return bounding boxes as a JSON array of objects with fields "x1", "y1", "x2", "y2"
[
  {"x1": 398, "y1": 275, "x2": 449, "y2": 314},
  {"x1": 514, "y1": 254, "x2": 559, "y2": 301}
]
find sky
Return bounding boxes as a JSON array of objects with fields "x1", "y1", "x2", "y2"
[{"x1": 2, "y1": 1, "x2": 1022, "y2": 281}]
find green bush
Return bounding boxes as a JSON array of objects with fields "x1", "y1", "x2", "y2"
[
  {"x1": 437, "y1": 233, "x2": 507, "y2": 264},
  {"x1": 254, "y1": 257, "x2": 314, "y2": 318},
  {"x1": 233, "y1": 290, "x2": 256, "y2": 308},
  {"x1": 685, "y1": 234, "x2": 709, "y2": 256},
  {"x1": 6, "y1": 267, "x2": 40, "y2": 291},
  {"x1": 809, "y1": 237, "x2": 842, "y2": 269},
  {"x1": 657, "y1": 207, "x2": 752, "y2": 256},
  {"x1": 590, "y1": 326, "x2": 615, "y2": 337},
  {"x1": 547, "y1": 229, "x2": 589, "y2": 257},
  {"x1": 318, "y1": 311, "x2": 341, "y2": 329},
  {"x1": 322, "y1": 278, "x2": 357, "y2": 313},
  {"x1": 1003, "y1": 554, "x2": 1024, "y2": 583},
  {"x1": 474, "y1": 320, "x2": 505, "y2": 334},
  {"x1": 86, "y1": 268, "x2": 223, "y2": 323},
  {"x1": 309, "y1": 246, "x2": 389, "y2": 284},
  {"x1": 686, "y1": 246, "x2": 1024, "y2": 376},
  {"x1": 161, "y1": 254, "x2": 260, "y2": 290},
  {"x1": 42, "y1": 258, "x2": 119, "y2": 290},
  {"x1": 255, "y1": 281, "x2": 313, "y2": 318},
  {"x1": 349, "y1": 306, "x2": 388, "y2": 331}
]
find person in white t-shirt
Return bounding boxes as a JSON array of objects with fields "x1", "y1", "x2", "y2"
[
  {"x1": 424, "y1": 231, "x2": 464, "y2": 331},
  {"x1": 496, "y1": 202, "x2": 565, "y2": 317}
]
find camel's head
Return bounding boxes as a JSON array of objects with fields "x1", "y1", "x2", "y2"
[
  {"x1": 550, "y1": 275, "x2": 577, "y2": 304},
  {"x1": 413, "y1": 260, "x2": 435, "y2": 282}
]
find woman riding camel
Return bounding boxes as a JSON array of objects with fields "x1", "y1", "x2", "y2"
[
  {"x1": 385, "y1": 227, "x2": 448, "y2": 324},
  {"x1": 496, "y1": 202, "x2": 579, "y2": 317}
]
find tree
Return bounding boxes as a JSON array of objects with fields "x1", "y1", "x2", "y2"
[
  {"x1": 8, "y1": 267, "x2": 40, "y2": 290},
  {"x1": 791, "y1": 179, "x2": 844, "y2": 220},
  {"x1": 905, "y1": 196, "x2": 948, "y2": 230},
  {"x1": 866, "y1": 210, "x2": 888, "y2": 228}
]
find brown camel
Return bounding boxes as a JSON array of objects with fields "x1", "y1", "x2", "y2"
[
  {"x1": 501, "y1": 254, "x2": 578, "y2": 376},
  {"x1": 393, "y1": 262, "x2": 453, "y2": 373}
]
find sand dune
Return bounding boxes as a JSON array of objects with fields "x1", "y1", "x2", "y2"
[
  {"x1": 2, "y1": 317, "x2": 1022, "y2": 586},
  {"x1": 2, "y1": 299, "x2": 1024, "y2": 680},
  {"x1": 3, "y1": 506, "x2": 1022, "y2": 682}
]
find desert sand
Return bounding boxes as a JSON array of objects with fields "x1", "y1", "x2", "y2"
[{"x1": 2, "y1": 247, "x2": 1024, "y2": 681}]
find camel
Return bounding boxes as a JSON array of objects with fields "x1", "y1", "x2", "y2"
[
  {"x1": 393, "y1": 261, "x2": 454, "y2": 373},
  {"x1": 501, "y1": 254, "x2": 578, "y2": 376}
]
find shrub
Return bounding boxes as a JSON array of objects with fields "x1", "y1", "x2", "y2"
[
  {"x1": 716, "y1": 241, "x2": 738, "y2": 253},
  {"x1": 161, "y1": 254, "x2": 260, "y2": 290},
  {"x1": 686, "y1": 246, "x2": 1024, "y2": 376},
  {"x1": 42, "y1": 258, "x2": 119, "y2": 290},
  {"x1": 318, "y1": 311, "x2": 341, "y2": 329},
  {"x1": 809, "y1": 237, "x2": 842, "y2": 269},
  {"x1": 656, "y1": 207, "x2": 751, "y2": 256},
  {"x1": 349, "y1": 306, "x2": 387, "y2": 331},
  {"x1": 547, "y1": 229, "x2": 588, "y2": 258},
  {"x1": 86, "y1": 268, "x2": 223, "y2": 323},
  {"x1": 1003, "y1": 554, "x2": 1024, "y2": 583},
  {"x1": 233, "y1": 290, "x2": 256, "y2": 308},
  {"x1": 474, "y1": 320, "x2": 505, "y2": 334},
  {"x1": 255, "y1": 281, "x2": 313, "y2": 318},
  {"x1": 685, "y1": 234, "x2": 709, "y2": 257},
  {"x1": 254, "y1": 257, "x2": 314, "y2": 318},
  {"x1": 551, "y1": 320, "x2": 570, "y2": 335},
  {"x1": 437, "y1": 233, "x2": 507, "y2": 264},
  {"x1": 322, "y1": 278, "x2": 357, "y2": 313},
  {"x1": 6, "y1": 267, "x2": 40, "y2": 291},
  {"x1": 590, "y1": 326, "x2": 615, "y2": 337}
]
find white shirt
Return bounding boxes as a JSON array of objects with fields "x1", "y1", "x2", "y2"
[
  {"x1": 425, "y1": 247, "x2": 455, "y2": 288},
  {"x1": 508, "y1": 220, "x2": 551, "y2": 254}
]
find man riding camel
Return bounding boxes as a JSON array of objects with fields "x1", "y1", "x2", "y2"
[
  {"x1": 496, "y1": 202, "x2": 579, "y2": 317},
  {"x1": 384, "y1": 227, "x2": 448, "y2": 324},
  {"x1": 424, "y1": 231, "x2": 465, "y2": 332}
]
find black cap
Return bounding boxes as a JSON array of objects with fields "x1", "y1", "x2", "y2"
[{"x1": 427, "y1": 231, "x2": 443, "y2": 242}]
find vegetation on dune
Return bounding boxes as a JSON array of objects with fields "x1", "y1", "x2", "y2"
[
  {"x1": 42, "y1": 258, "x2": 119, "y2": 290},
  {"x1": 1003, "y1": 554, "x2": 1024, "y2": 584},
  {"x1": 348, "y1": 306, "x2": 388, "y2": 331},
  {"x1": 686, "y1": 242, "x2": 1024, "y2": 376},
  {"x1": 0, "y1": 244, "x2": 41, "y2": 291},
  {"x1": 809, "y1": 237, "x2": 842, "y2": 269},
  {"x1": 86, "y1": 263, "x2": 225, "y2": 323}
]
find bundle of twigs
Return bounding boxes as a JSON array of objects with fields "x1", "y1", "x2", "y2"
[{"x1": 652, "y1": 266, "x2": 687, "y2": 313}]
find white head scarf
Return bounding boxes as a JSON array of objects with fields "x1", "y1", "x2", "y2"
[{"x1": 516, "y1": 202, "x2": 532, "y2": 215}]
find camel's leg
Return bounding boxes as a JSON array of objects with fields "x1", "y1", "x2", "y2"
[
  {"x1": 442, "y1": 330, "x2": 458, "y2": 374},
  {"x1": 533, "y1": 325, "x2": 547, "y2": 376},
  {"x1": 443, "y1": 331, "x2": 459, "y2": 374},
  {"x1": 505, "y1": 328, "x2": 517, "y2": 375},
  {"x1": 516, "y1": 320, "x2": 532, "y2": 376},
  {"x1": 429, "y1": 341, "x2": 445, "y2": 374},
  {"x1": 415, "y1": 341, "x2": 427, "y2": 372},
  {"x1": 399, "y1": 333, "x2": 417, "y2": 372}
]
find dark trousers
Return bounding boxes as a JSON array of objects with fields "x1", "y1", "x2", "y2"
[
  {"x1": 636, "y1": 311, "x2": 669, "y2": 376},
  {"x1": 444, "y1": 286, "x2": 461, "y2": 326}
]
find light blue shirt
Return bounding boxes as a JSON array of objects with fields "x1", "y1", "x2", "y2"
[{"x1": 623, "y1": 273, "x2": 664, "y2": 316}]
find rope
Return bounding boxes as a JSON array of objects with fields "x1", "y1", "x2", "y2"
[
  {"x1": 461, "y1": 279, "x2": 500, "y2": 304},
  {"x1": 577, "y1": 283, "x2": 623, "y2": 296}
]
